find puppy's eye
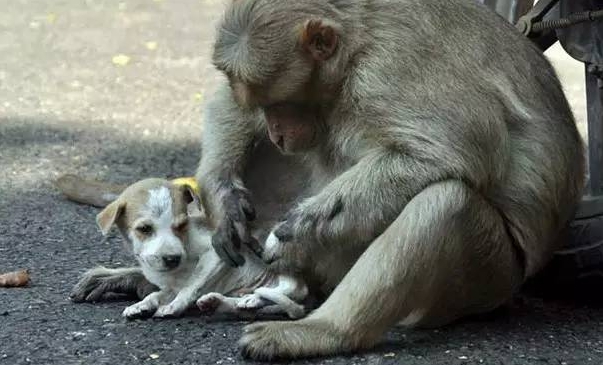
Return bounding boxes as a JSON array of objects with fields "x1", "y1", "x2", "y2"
[{"x1": 136, "y1": 225, "x2": 153, "y2": 235}]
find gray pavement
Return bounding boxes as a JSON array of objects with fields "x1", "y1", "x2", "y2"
[{"x1": 1, "y1": 1, "x2": 602, "y2": 364}]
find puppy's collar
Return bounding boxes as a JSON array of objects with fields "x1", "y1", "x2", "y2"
[{"x1": 171, "y1": 177, "x2": 201, "y2": 196}]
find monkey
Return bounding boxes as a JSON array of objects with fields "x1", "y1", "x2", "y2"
[
  {"x1": 71, "y1": 0, "x2": 585, "y2": 360},
  {"x1": 199, "y1": 0, "x2": 585, "y2": 360}
]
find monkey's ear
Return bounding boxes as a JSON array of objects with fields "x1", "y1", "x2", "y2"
[
  {"x1": 96, "y1": 200, "x2": 125, "y2": 236},
  {"x1": 301, "y1": 19, "x2": 339, "y2": 61}
]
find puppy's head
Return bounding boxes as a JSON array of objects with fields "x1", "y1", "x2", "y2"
[{"x1": 96, "y1": 178, "x2": 205, "y2": 273}]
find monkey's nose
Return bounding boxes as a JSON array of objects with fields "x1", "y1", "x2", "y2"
[{"x1": 162, "y1": 255, "x2": 181, "y2": 269}]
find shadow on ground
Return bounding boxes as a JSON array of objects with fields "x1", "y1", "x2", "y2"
[{"x1": 1, "y1": 117, "x2": 603, "y2": 365}]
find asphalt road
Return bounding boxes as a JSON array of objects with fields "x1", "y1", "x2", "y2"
[{"x1": 1, "y1": 1, "x2": 602, "y2": 364}]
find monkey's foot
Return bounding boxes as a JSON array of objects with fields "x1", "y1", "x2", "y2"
[{"x1": 239, "y1": 319, "x2": 351, "y2": 360}]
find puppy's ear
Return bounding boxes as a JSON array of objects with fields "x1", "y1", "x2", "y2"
[
  {"x1": 182, "y1": 185, "x2": 206, "y2": 219},
  {"x1": 96, "y1": 200, "x2": 126, "y2": 235}
]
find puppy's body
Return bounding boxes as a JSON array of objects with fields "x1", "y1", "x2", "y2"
[{"x1": 68, "y1": 176, "x2": 308, "y2": 320}]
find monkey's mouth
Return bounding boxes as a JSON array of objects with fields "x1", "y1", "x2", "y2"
[{"x1": 263, "y1": 103, "x2": 317, "y2": 154}]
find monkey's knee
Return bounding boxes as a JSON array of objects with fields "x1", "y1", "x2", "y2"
[
  {"x1": 397, "y1": 180, "x2": 524, "y2": 327},
  {"x1": 314, "y1": 180, "x2": 522, "y2": 333}
]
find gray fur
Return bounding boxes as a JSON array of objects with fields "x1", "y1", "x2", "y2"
[{"x1": 200, "y1": 0, "x2": 585, "y2": 360}]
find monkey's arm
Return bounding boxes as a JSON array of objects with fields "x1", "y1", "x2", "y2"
[
  {"x1": 196, "y1": 82, "x2": 264, "y2": 266},
  {"x1": 265, "y1": 150, "x2": 448, "y2": 269}
]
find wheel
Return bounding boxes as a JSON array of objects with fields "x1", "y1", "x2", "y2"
[{"x1": 526, "y1": 213, "x2": 603, "y2": 302}]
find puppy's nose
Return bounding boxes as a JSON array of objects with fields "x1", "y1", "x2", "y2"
[{"x1": 162, "y1": 255, "x2": 181, "y2": 269}]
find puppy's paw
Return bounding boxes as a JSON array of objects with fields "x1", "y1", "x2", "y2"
[
  {"x1": 196, "y1": 292, "x2": 225, "y2": 315},
  {"x1": 236, "y1": 294, "x2": 266, "y2": 311},
  {"x1": 122, "y1": 302, "x2": 155, "y2": 320},
  {"x1": 153, "y1": 301, "x2": 186, "y2": 318}
]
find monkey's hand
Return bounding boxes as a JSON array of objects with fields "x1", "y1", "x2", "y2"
[
  {"x1": 262, "y1": 217, "x2": 312, "y2": 273},
  {"x1": 212, "y1": 187, "x2": 263, "y2": 267},
  {"x1": 267, "y1": 151, "x2": 443, "y2": 266}
]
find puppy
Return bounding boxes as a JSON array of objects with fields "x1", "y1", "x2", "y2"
[{"x1": 70, "y1": 176, "x2": 308, "y2": 320}]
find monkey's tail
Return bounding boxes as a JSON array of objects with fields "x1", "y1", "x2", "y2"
[{"x1": 54, "y1": 174, "x2": 127, "y2": 208}]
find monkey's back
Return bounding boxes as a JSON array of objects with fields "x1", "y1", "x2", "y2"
[{"x1": 347, "y1": 0, "x2": 586, "y2": 277}]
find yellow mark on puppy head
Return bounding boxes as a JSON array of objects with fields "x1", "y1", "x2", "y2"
[{"x1": 171, "y1": 177, "x2": 201, "y2": 196}]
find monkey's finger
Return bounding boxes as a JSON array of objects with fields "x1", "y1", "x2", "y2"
[
  {"x1": 228, "y1": 188, "x2": 256, "y2": 221},
  {"x1": 224, "y1": 196, "x2": 246, "y2": 223},
  {"x1": 274, "y1": 221, "x2": 294, "y2": 243},
  {"x1": 225, "y1": 243, "x2": 246, "y2": 267},
  {"x1": 240, "y1": 198, "x2": 256, "y2": 221},
  {"x1": 212, "y1": 242, "x2": 237, "y2": 267},
  {"x1": 244, "y1": 236, "x2": 264, "y2": 258},
  {"x1": 212, "y1": 238, "x2": 244, "y2": 267},
  {"x1": 233, "y1": 221, "x2": 251, "y2": 245}
]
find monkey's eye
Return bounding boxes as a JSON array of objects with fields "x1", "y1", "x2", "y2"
[{"x1": 136, "y1": 224, "x2": 154, "y2": 235}]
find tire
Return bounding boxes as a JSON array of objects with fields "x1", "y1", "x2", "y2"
[{"x1": 526, "y1": 214, "x2": 603, "y2": 301}]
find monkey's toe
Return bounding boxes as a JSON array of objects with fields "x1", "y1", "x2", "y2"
[
  {"x1": 239, "y1": 322, "x2": 288, "y2": 361},
  {"x1": 239, "y1": 319, "x2": 350, "y2": 360}
]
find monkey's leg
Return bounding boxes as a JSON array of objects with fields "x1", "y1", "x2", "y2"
[
  {"x1": 70, "y1": 266, "x2": 157, "y2": 302},
  {"x1": 240, "y1": 180, "x2": 524, "y2": 360}
]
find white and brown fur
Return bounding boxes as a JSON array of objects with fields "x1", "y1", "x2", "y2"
[{"x1": 66, "y1": 176, "x2": 308, "y2": 320}]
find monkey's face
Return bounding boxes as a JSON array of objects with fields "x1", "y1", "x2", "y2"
[
  {"x1": 212, "y1": 0, "x2": 341, "y2": 154},
  {"x1": 228, "y1": 60, "x2": 320, "y2": 154},
  {"x1": 262, "y1": 102, "x2": 319, "y2": 155}
]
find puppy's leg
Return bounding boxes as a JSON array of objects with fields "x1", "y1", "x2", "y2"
[
  {"x1": 237, "y1": 275, "x2": 303, "y2": 311},
  {"x1": 243, "y1": 275, "x2": 307, "y2": 319},
  {"x1": 154, "y1": 253, "x2": 229, "y2": 318},
  {"x1": 240, "y1": 180, "x2": 524, "y2": 360},
  {"x1": 70, "y1": 266, "x2": 157, "y2": 302},
  {"x1": 122, "y1": 290, "x2": 174, "y2": 319},
  {"x1": 196, "y1": 292, "x2": 242, "y2": 315},
  {"x1": 236, "y1": 293, "x2": 268, "y2": 311},
  {"x1": 197, "y1": 292, "x2": 300, "y2": 319}
]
